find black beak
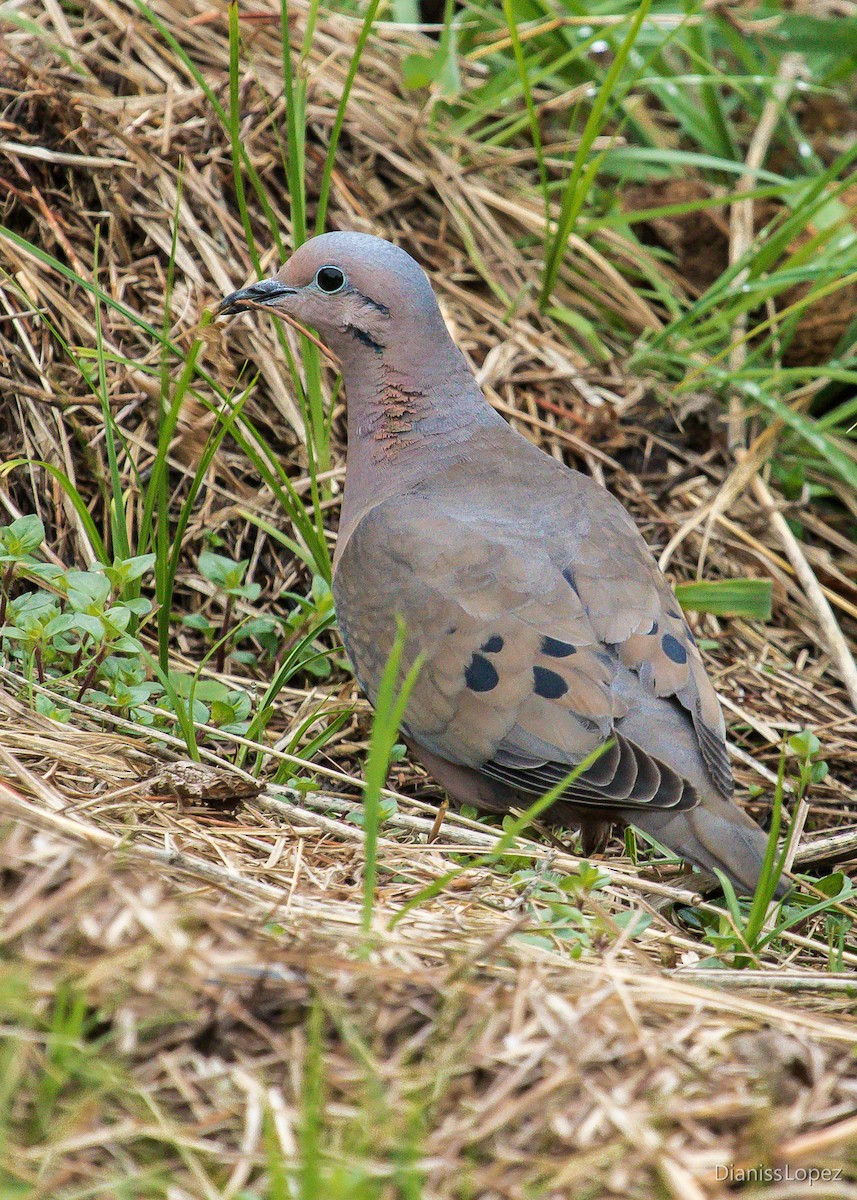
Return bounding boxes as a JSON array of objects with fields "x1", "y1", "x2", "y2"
[{"x1": 218, "y1": 278, "x2": 296, "y2": 316}]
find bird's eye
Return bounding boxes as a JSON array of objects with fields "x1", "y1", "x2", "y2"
[{"x1": 315, "y1": 265, "x2": 346, "y2": 293}]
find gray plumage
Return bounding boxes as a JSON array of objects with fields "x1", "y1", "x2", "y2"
[{"x1": 220, "y1": 231, "x2": 785, "y2": 898}]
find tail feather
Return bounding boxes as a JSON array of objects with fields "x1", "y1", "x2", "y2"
[{"x1": 631, "y1": 798, "x2": 788, "y2": 898}]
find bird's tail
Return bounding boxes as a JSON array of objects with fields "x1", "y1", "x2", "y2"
[{"x1": 630, "y1": 796, "x2": 788, "y2": 899}]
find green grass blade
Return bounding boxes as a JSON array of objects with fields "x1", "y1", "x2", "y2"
[
  {"x1": 315, "y1": 0, "x2": 382, "y2": 235},
  {"x1": 540, "y1": 0, "x2": 653, "y2": 306},
  {"x1": 501, "y1": 0, "x2": 549, "y2": 227},
  {"x1": 228, "y1": 3, "x2": 261, "y2": 275},
  {"x1": 91, "y1": 229, "x2": 131, "y2": 564},
  {"x1": 389, "y1": 740, "x2": 613, "y2": 930},
  {"x1": 675, "y1": 579, "x2": 773, "y2": 621},
  {"x1": 360, "y1": 618, "x2": 423, "y2": 949}
]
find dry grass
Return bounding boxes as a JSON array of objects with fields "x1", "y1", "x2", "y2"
[{"x1": 1, "y1": 1, "x2": 857, "y2": 1196}]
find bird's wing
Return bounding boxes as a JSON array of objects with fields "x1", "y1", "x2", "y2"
[
  {"x1": 333, "y1": 491, "x2": 731, "y2": 811},
  {"x1": 554, "y1": 472, "x2": 733, "y2": 799}
]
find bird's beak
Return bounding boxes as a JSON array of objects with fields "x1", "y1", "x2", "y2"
[{"x1": 218, "y1": 278, "x2": 296, "y2": 316}]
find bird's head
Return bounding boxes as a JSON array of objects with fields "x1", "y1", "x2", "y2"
[{"x1": 218, "y1": 231, "x2": 445, "y2": 359}]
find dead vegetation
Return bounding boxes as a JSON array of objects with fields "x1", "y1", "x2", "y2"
[{"x1": 1, "y1": 1, "x2": 856, "y2": 1196}]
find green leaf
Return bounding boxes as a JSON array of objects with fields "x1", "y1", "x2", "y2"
[
  {"x1": 602, "y1": 146, "x2": 788, "y2": 185},
  {"x1": 514, "y1": 933, "x2": 556, "y2": 951},
  {"x1": 402, "y1": 52, "x2": 436, "y2": 90},
  {"x1": 34, "y1": 693, "x2": 72, "y2": 722},
  {"x1": 3, "y1": 514, "x2": 45, "y2": 555},
  {"x1": 65, "y1": 570, "x2": 112, "y2": 611},
  {"x1": 788, "y1": 729, "x2": 821, "y2": 759},
  {"x1": 11, "y1": 591, "x2": 55, "y2": 619},
  {"x1": 814, "y1": 872, "x2": 847, "y2": 898},
  {"x1": 187, "y1": 677, "x2": 231, "y2": 703},
  {"x1": 42, "y1": 613, "x2": 76, "y2": 638},
  {"x1": 675, "y1": 578, "x2": 772, "y2": 620},
  {"x1": 237, "y1": 581, "x2": 262, "y2": 602},
  {"x1": 810, "y1": 761, "x2": 829, "y2": 784},
  {"x1": 210, "y1": 700, "x2": 237, "y2": 726},
  {"x1": 122, "y1": 597, "x2": 152, "y2": 616},
  {"x1": 198, "y1": 550, "x2": 250, "y2": 594},
  {"x1": 26, "y1": 562, "x2": 66, "y2": 583},
  {"x1": 104, "y1": 605, "x2": 133, "y2": 632},
  {"x1": 72, "y1": 614, "x2": 105, "y2": 639},
  {"x1": 401, "y1": 0, "x2": 459, "y2": 97},
  {"x1": 403, "y1": 46, "x2": 460, "y2": 96},
  {"x1": 112, "y1": 634, "x2": 146, "y2": 654},
  {"x1": 391, "y1": 0, "x2": 419, "y2": 21},
  {"x1": 182, "y1": 612, "x2": 213, "y2": 631},
  {"x1": 612, "y1": 911, "x2": 653, "y2": 937},
  {"x1": 99, "y1": 553, "x2": 156, "y2": 588}
]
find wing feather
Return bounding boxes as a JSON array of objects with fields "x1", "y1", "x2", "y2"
[{"x1": 333, "y1": 488, "x2": 732, "y2": 813}]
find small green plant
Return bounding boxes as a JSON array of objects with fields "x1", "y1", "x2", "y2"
[
  {"x1": 0, "y1": 515, "x2": 160, "y2": 723},
  {"x1": 510, "y1": 861, "x2": 632, "y2": 958},
  {"x1": 0, "y1": 516, "x2": 339, "y2": 752},
  {"x1": 687, "y1": 729, "x2": 851, "y2": 969},
  {"x1": 188, "y1": 554, "x2": 336, "y2": 681},
  {"x1": 195, "y1": 549, "x2": 262, "y2": 672},
  {"x1": 786, "y1": 727, "x2": 830, "y2": 792},
  {"x1": 0, "y1": 509, "x2": 344, "y2": 755},
  {"x1": 164, "y1": 565, "x2": 339, "y2": 761},
  {"x1": 166, "y1": 670, "x2": 252, "y2": 735}
]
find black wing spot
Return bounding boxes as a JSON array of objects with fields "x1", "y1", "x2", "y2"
[
  {"x1": 662, "y1": 633, "x2": 688, "y2": 664},
  {"x1": 648, "y1": 620, "x2": 658, "y2": 636},
  {"x1": 541, "y1": 635, "x2": 576, "y2": 658},
  {"x1": 562, "y1": 567, "x2": 579, "y2": 595},
  {"x1": 481, "y1": 634, "x2": 504, "y2": 654},
  {"x1": 465, "y1": 653, "x2": 499, "y2": 693},
  {"x1": 533, "y1": 666, "x2": 569, "y2": 699},
  {"x1": 666, "y1": 607, "x2": 681, "y2": 619}
]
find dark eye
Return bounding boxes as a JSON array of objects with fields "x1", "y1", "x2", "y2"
[{"x1": 316, "y1": 265, "x2": 346, "y2": 293}]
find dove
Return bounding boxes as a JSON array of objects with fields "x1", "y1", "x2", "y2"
[{"x1": 220, "y1": 231, "x2": 785, "y2": 897}]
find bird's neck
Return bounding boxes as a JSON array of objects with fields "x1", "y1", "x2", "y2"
[{"x1": 333, "y1": 336, "x2": 501, "y2": 559}]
